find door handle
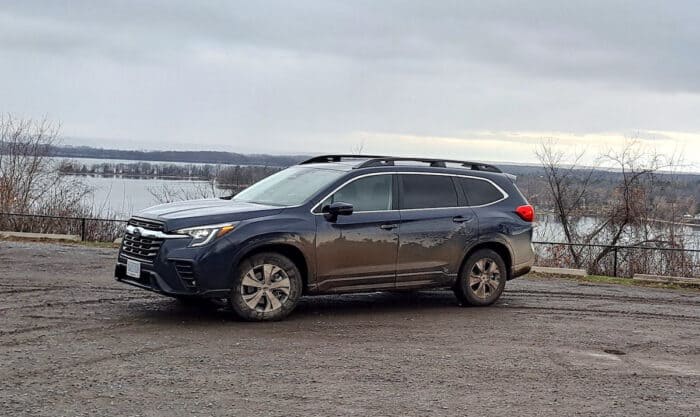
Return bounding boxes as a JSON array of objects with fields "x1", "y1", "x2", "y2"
[
  {"x1": 379, "y1": 223, "x2": 398, "y2": 230},
  {"x1": 452, "y1": 216, "x2": 473, "y2": 223}
]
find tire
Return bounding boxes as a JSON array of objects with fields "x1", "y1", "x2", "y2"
[
  {"x1": 454, "y1": 249, "x2": 507, "y2": 306},
  {"x1": 230, "y1": 252, "x2": 302, "y2": 321}
]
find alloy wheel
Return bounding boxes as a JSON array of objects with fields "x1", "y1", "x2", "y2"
[
  {"x1": 469, "y1": 258, "x2": 501, "y2": 300},
  {"x1": 240, "y1": 263, "x2": 291, "y2": 313}
]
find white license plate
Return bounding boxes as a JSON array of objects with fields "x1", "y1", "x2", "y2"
[{"x1": 126, "y1": 259, "x2": 141, "y2": 278}]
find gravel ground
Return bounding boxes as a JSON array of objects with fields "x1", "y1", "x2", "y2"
[{"x1": 0, "y1": 240, "x2": 698, "y2": 417}]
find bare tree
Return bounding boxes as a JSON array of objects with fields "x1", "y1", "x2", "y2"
[
  {"x1": 1, "y1": 115, "x2": 56, "y2": 211},
  {"x1": 534, "y1": 140, "x2": 595, "y2": 265},
  {"x1": 0, "y1": 115, "x2": 124, "y2": 241},
  {"x1": 535, "y1": 139, "x2": 690, "y2": 276},
  {"x1": 148, "y1": 180, "x2": 220, "y2": 204},
  {"x1": 351, "y1": 140, "x2": 366, "y2": 155},
  {"x1": 0, "y1": 115, "x2": 90, "y2": 215},
  {"x1": 586, "y1": 141, "x2": 673, "y2": 266}
]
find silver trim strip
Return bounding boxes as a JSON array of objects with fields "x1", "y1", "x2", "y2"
[
  {"x1": 125, "y1": 225, "x2": 188, "y2": 239},
  {"x1": 396, "y1": 270, "x2": 445, "y2": 277},
  {"x1": 310, "y1": 171, "x2": 509, "y2": 215},
  {"x1": 318, "y1": 273, "x2": 396, "y2": 284}
]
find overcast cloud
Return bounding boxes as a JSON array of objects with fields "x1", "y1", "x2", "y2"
[{"x1": 1, "y1": 0, "x2": 699, "y2": 169}]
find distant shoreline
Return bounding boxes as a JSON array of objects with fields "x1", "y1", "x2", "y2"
[
  {"x1": 59, "y1": 172, "x2": 212, "y2": 181},
  {"x1": 49, "y1": 145, "x2": 306, "y2": 167}
]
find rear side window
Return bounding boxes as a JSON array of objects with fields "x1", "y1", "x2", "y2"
[
  {"x1": 400, "y1": 175, "x2": 458, "y2": 209},
  {"x1": 322, "y1": 174, "x2": 393, "y2": 212},
  {"x1": 459, "y1": 177, "x2": 505, "y2": 206}
]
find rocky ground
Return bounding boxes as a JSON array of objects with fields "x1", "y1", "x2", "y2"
[{"x1": 0, "y1": 240, "x2": 698, "y2": 416}]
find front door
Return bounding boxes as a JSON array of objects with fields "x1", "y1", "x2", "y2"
[{"x1": 314, "y1": 174, "x2": 399, "y2": 293}]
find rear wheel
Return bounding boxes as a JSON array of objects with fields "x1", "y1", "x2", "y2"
[
  {"x1": 454, "y1": 249, "x2": 507, "y2": 306},
  {"x1": 230, "y1": 252, "x2": 302, "y2": 321}
]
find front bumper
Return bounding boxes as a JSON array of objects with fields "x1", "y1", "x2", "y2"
[
  {"x1": 115, "y1": 262, "x2": 181, "y2": 294},
  {"x1": 114, "y1": 237, "x2": 233, "y2": 298}
]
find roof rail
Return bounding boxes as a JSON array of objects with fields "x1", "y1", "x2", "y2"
[
  {"x1": 299, "y1": 154, "x2": 502, "y2": 173},
  {"x1": 356, "y1": 157, "x2": 502, "y2": 172},
  {"x1": 299, "y1": 154, "x2": 387, "y2": 164}
]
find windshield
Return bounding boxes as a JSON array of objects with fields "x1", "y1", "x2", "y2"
[{"x1": 232, "y1": 166, "x2": 346, "y2": 206}]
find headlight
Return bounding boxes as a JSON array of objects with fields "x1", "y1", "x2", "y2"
[{"x1": 175, "y1": 222, "x2": 237, "y2": 247}]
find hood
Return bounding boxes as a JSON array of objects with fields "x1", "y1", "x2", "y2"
[{"x1": 135, "y1": 198, "x2": 284, "y2": 231}]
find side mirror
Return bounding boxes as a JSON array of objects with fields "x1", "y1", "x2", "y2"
[{"x1": 322, "y1": 202, "x2": 354, "y2": 221}]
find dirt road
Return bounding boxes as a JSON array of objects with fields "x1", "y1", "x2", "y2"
[{"x1": 0, "y1": 240, "x2": 698, "y2": 416}]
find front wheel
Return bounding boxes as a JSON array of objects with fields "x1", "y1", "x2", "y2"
[
  {"x1": 454, "y1": 249, "x2": 507, "y2": 306},
  {"x1": 230, "y1": 252, "x2": 302, "y2": 321}
]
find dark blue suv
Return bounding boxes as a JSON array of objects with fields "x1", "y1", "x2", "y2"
[{"x1": 115, "y1": 155, "x2": 535, "y2": 321}]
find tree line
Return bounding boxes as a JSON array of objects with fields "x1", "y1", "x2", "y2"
[
  {"x1": 47, "y1": 145, "x2": 305, "y2": 167},
  {"x1": 58, "y1": 159, "x2": 283, "y2": 193}
]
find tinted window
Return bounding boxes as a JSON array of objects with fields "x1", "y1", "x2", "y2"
[
  {"x1": 400, "y1": 175, "x2": 458, "y2": 209},
  {"x1": 323, "y1": 175, "x2": 393, "y2": 212},
  {"x1": 459, "y1": 177, "x2": 505, "y2": 206}
]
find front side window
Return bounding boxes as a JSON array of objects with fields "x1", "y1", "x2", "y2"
[
  {"x1": 233, "y1": 166, "x2": 346, "y2": 206},
  {"x1": 459, "y1": 177, "x2": 506, "y2": 206},
  {"x1": 321, "y1": 174, "x2": 393, "y2": 212},
  {"x1": 400, "y1": 174, "x2": 458, "y2": 209}
]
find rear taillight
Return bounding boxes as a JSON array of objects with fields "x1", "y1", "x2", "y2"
[{"x1": 515, "y1": 205, "x2": 535, "y2": 222}]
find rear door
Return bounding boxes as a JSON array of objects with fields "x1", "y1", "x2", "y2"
[
  {"x1": 396, "y1": 174, "x2": 478, "y2": 288},
  {"x1": 314, "y1": 174, "x2": 400, "y2": 292}
]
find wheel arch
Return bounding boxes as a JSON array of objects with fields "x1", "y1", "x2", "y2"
[
  {"x1": 237, "y1": 242, "x2": 310, "y2": 293},
  {"x1": 459, "y1": 241, "x2": 514, "y2": 281}
]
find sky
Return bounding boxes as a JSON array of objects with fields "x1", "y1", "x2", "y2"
[{"x1": 1, "y1": 0, "x2": 699, "y2": 170}]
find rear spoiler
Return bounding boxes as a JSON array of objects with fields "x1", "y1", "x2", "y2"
[{"x1": 505, "y1": 173, "x2": 517, "y2": 183}]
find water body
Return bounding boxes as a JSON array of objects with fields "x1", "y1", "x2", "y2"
[
  {"x1": 55, "y1": 157, "x2": 232, "y2": 216},
  {"x1": 81, "y1": 176, "x2": 219, "y2": 216}
]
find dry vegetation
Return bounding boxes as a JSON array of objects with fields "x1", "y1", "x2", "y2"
[
  {"x1": 0, "y1": 115, "x2": 122, "y2": 241},
  {"x1": 534, "y1": 139, "x2": 698, "y2": 277}
]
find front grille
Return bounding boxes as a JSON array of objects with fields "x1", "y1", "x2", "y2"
[
  {"x1": 174, "y1": 261, "x2": 197, "y2": 289},
  {"x1": 127, "y1": 217, "x2": 165, "y2": 232},
  {"x1": 120, "y1": 232, "x2": 164, "y2": 263}
]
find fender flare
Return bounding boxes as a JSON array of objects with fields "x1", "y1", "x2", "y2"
[
  {"x1": 229, "y1": 233, "x2": 315, "y2": 289},
  {"x1": 459, "y1": 234, "x2": 516, "y2": 279}
]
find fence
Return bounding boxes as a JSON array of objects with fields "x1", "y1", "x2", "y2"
[
  {"x1": 0, "y1": 212, "x2": 127, "y2": 242},
  {"x1": 1, "y1": 212, "x2": 699, "y2": 278},
  {"x1": 533, "y1": 241, "x2": 700, "y2": 278}
]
